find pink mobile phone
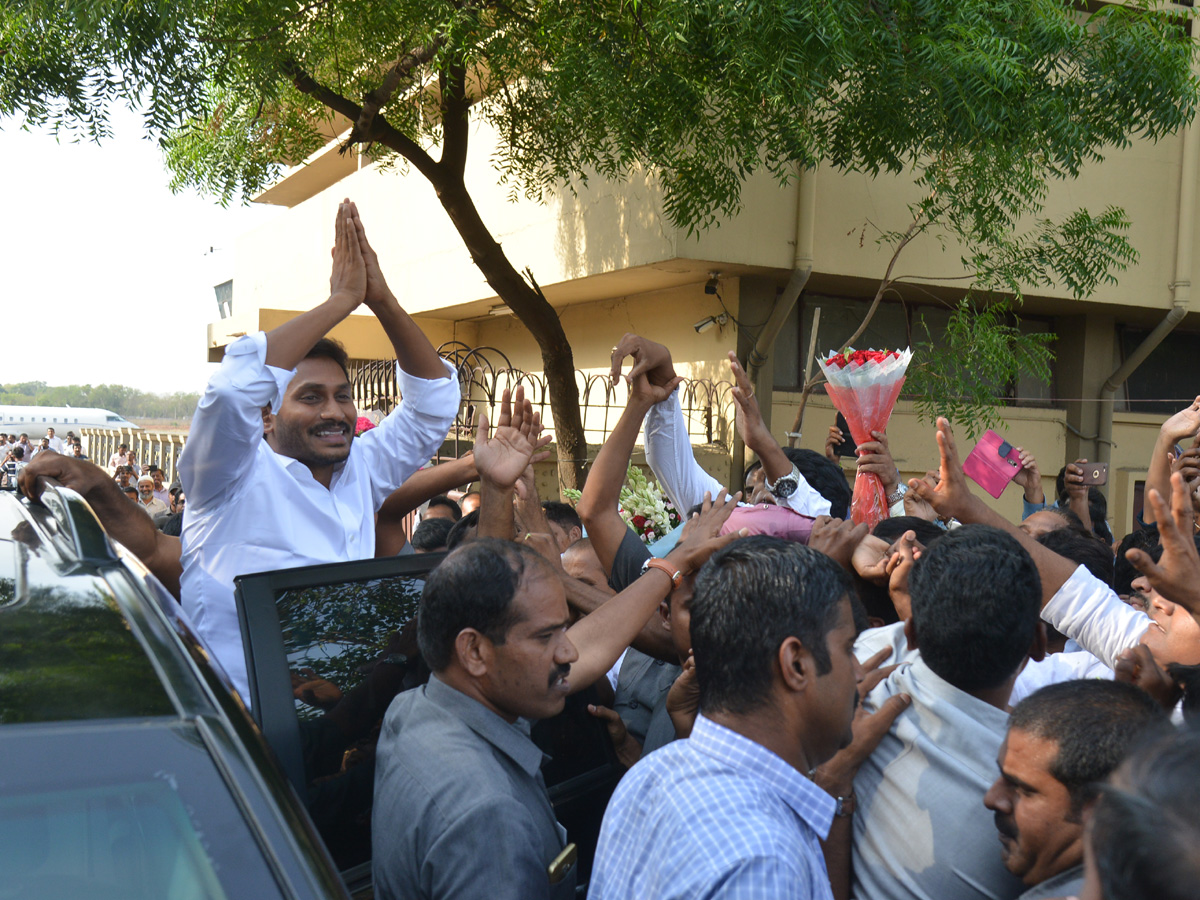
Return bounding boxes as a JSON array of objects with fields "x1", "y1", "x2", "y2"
[{"x1": 962, "y1": 430, "x2": 1023, "y2": 499}]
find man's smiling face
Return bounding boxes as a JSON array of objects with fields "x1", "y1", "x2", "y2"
[{"x1": 266, "y1": 357, "x2": 358, "y2": 471}]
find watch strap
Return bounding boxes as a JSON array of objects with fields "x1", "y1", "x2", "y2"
[
  {"x1": 641, "y1": 557, "x2": 683, "y2": 589},
  {"x1": 765, "y1": 462, "x2": 801, "y2": 499}
]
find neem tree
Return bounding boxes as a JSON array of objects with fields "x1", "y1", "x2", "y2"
[{"x1": 3, "y1": 0, "x2": 1195, "y2": 479}]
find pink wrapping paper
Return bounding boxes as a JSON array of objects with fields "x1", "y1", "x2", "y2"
[{"x1": 818, "y1": 348, "x2": 913, "y2": 529}]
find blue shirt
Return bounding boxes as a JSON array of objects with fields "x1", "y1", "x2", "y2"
[{"x1": 590, "y1": 714, "x2": 836, "y2": 900}]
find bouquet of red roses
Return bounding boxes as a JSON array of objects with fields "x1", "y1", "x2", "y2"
[{"x1": 818, "y1": 347, "x2": 913, "y2": 528}]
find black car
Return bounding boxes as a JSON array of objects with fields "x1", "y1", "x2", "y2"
[
  {"x1": 0, "y1": 483, "x2": 350, "y2": 900},
  {"x1": 1, "y1": 483, "x2": 623, "y2": 899}
]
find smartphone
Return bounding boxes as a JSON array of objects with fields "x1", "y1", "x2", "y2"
[
  {"x1": 1080, "y1": 462, "x2": 1108, "y2": 486},
  {"x1": 962, "y1": 429, "x2": 1023, "y2": 499},
  {"x1": 834, "y1": 412, "x2": 859, "y2": 458}
]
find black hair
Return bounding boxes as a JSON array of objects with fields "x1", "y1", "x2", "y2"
[
  {"x1": 411, "y1": 516, "x2": 455, "y2": 552},
  {"x1": 542, "y1": 500, "x2": 582, "y2": 535},
  {"x1": 1024, "y1": 504, "x2": 1090, "y2": 536},
  {"x1": 872, "y1": 516, "x2": 946, "y2": 548},
  {"x1": 445, "y1": 508, "x2": 481, "y2": 551},
  {"x1": 908, "y1": 525, "x2": 1041, "y2": 692},
  {"x1": 1036, "y1": 528, "x2": 1114, "y2": 587},
  {"x1": 1114, "y1": 529, "x2": 1159, "y2": 596},
  {"x1": 1090, "y1": 728, "x2": 1200, "y2": 900},
  {"x1": 305, "y1": 337, "x2": 351, "y2": 382},
  {"x1": 745, "y1": 447, "x2": 851, "y2": 519},
  {"x1": 426, "y1": 495, "x2": 463, "y2": 521},
  {"x1": 10, "y1": 446, "x2": 22, "y2": 460},
  {"x1": 690, "y1": 536, "x2": 850, "y2": 716},
  {"x1": 417, "y1": 538, "x2": 550, "y2": 671},
  {"x1": 1010, "y1": 680, "x2": 1171, "y2": 818}
]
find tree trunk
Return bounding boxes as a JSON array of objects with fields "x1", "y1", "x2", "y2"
[{"x1": 431, "y1": 175, "x2": 587, "y2": 492}]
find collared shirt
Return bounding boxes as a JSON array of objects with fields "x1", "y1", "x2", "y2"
[
  {"x1": 137, "y1": 496, "x2": 170, "y2": 518},
  {"x1": 852, "y1": 621, "x2": 1113, "y2": 709},
  {"x1": 179, "y1": 332, "x2": 459, "y2": 699},
  {"x1": 644, "y1": 388, "x2": 832, "y2": 518},
  {"x1": 372, "y1": 676, "x2": 574, "y2": 900},
  {"x1": 1018, "y1": 865, "x2": 1084, "y2": 900},
  {"x1": 590, "y1": 714, "x2": 836, "y2": 900},
  {"x1": 851, "y1": 658, "x2": 1025, "y2": 900}
]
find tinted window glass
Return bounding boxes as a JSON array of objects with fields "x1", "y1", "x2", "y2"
[
  {"x1": 1, "y1": 722, "x2": 284, "y2": 900},
  {"x1": 0, "y1": 542, "x2": 173, "y2": 724}
]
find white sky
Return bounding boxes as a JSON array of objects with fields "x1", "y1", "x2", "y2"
[{"x1": 1, "y1": 106, "x2": 284, "y2": 394}]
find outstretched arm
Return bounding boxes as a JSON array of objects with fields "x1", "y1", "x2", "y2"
[
  {"x1": 474, "y1": 388, "x2": 551, "y2": 541},
  {"x1": 566, "y1": 493, "x2": 745, "y2": 693},
  {"x1": 350, "y1": 203, "x2": 448, "y2": 381},
  {"x1": 374, "y1": 453, "x2": 478, "y2": 556},
  {"x1": 1144, "y1": 397, "x2": 1200, "y2": 526},
  {"x1": 20, "y1": 453, "x2": 183, "y2": 598},
  {"x1": 577, "y1": 371, "x2": 680, "y2": 576}
]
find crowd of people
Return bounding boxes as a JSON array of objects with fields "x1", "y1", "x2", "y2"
[{"x1": 14, "y1": 200, "x2": 1200, "y2": 900}]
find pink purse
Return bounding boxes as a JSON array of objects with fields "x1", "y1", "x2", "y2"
[{"x1": 962, "y1": 430, "x2": 1023, "y2": 499}]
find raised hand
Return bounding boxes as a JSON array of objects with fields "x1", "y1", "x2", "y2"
[
  {"x1": 346, "y1": 201, "x2": 392, "y2": 311},
  {"x1": 329, "y1": 199, "x2": 367, "y2": 307},
  {"x1": 825, "y1": 425, "x2": 846, "y2": 462},
  {"x1": 852, "y1": 534, "x2": 891, "y2": 585},
  {"x1": 473, "y1": 387, "x2": 542, "y2": 490},
  {"x1": 885, "y1": 531, "x2": 922, "y2": 621},
  {"x1": 1010, "y1": 447, "x2": 1044, "y2": 504},
  {"x1": 1161, "y1": 395, "x2": 1200, "y2": 443},
  {"x1": 1114, "y1": 644, "x2": 1182, "y2": 712},
  {"x1": 1125, "y1": 474, "x2": 1200, "y2": 617},
  {"x1": 609, "y1": 333, "x2": 681, "y2": 390},
  {"x1": 628, "y1": 371, "x2": 681, "y2": 409},
  {"x1": 809, "y1": 515, "x2": 870, "y2": 572},
  {"x1": 856, "y1": 430, "x2": 899, "y2": 495},
  {"x1": 667, "y1": 490, "x2": 746, "y2": 576},
  {"x1": 902, "y1": 474, "x2": 940, "y2": 522},
  {"x1": 728, "y1": 352, "x2": 773, "y2": 451},
  {"x1": 907, "y1": 418, "x2": 980, "y2": 524}
]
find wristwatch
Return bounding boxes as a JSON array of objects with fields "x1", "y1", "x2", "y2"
[
  {"x1": 640, "y1": 557, "x2": 683, "y2": 589},
  {"x1": 765, "y1": 462, "x2": 801, "y2": 500},
  {"x1": 886, "y1": 482, "x2": 907, "y2": 507}
]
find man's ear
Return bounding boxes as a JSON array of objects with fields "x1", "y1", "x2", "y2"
[
  {"x1": 262, "y1": 406, "x2": 275, "y2": 438},
  {"x1": 454, "y1": 628, "x2": 492, "y2": 677},
  {"x1": 777, "y1": 635, "x2": 812, "y2": 694},
  {"x1": 904, "y1": 618, "x2": 919, "y2": 653},
  {"x1": 658, "y1": 599, "x2": 672, "y2": 631},
  {"x1": 1028, "y1": 621, "x2": 1048, "y2": 664}
]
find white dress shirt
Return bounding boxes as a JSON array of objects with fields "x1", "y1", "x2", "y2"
[
  {"x1": 180, "y1": 332, "x2": 460, "y2": 699},
  {"x1": 643, "y1": 388, "x2": 832, "y2": 517}
]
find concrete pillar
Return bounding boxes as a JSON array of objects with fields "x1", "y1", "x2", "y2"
[{"x1": 1054, "y1": 313, "x2": 1117, "y2": 462}]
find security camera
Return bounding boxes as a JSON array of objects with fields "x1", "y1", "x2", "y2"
[{"x1": 693, "y1": 313, "x2": 728, "y2": 334}]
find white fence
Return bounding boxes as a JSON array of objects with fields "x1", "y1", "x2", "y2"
[{"x1": 81, "y1": 429, "x2": 188, "y2": 484}]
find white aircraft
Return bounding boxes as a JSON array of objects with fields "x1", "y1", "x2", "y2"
[{"x1": 0, "y1": 406, "x2": 140, "y2": 436}]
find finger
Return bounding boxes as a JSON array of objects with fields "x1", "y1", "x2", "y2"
[
  {"x1": 862, "y1": 646, "x2": 893, "y2": 673},
  {"x1": 497, "y1": 388, "x2": 512, "y2": 430},
  {"x1": 474, "y1": 409, "x2": 490, "y2": 447},
  {"x1": 864, "y1": 693, "x2": 912, "y2": 738},
  {"x1": 609, "y1": 336, "x2": 635, "y2": 381},
  {"x1": 936, "y1": 417, "x2": 961, "y2": 470},
  {"x1": 1170, "y1": 472, "x2": 1195, "y2": 535},
  {"x1": 858, "y1": 664, "x2": 900, "y2": 696},
  {"x1": 587, "y1": 704, "x2": 620, "y2": 723},
  {"x1": 1125, "y1": 547, "x2": 1165, "y2": 583},
  {"x1": 727, "y1": 352, "x2": 753, "y2": 393}
]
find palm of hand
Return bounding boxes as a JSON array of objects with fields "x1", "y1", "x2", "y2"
[{"x1": 475, "y1": 427, "x2": 533, "y2": 488}]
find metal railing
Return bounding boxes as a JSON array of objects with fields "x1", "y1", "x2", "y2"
[{"x1": 79, "y1": 429, "x2": 188, "y2": 484}]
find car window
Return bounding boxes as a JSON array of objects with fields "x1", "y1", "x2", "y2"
[
  {"x1": 1, "y1": 722, "x2": 287, "y2": 900},
  {"x1": 0, "y1": 549, "x2": 174, "y2": 724}
]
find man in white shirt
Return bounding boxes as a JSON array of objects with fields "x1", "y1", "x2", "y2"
[
  {"x1": 136, "y1": 474, "x2": 170, "y2": 520},
  {"x1": 179, "y1": 199, "x2": 460, "y2": 699},
  {"x1": 44, "y1": 428, "x2": 64, "y2": 453}
]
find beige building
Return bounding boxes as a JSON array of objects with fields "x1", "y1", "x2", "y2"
[{"x1": 206, "y1": 96, "x2": 1200, "y2": 539}]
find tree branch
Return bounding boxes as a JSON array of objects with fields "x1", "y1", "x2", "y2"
[
  {"x1": 284, "y1": 59, "x2": 440, "y2": 182},
  {"x1": 440, "y1": 61, "x2": 471, "y2": 177},
  {"x1": 353, "y1": 40, "x2": 442, "y2": 146}
]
